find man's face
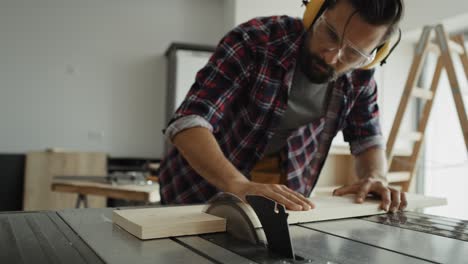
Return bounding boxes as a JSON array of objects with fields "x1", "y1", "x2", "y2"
[{"x1": 299, "y1": 0, "x2": 388, "y2": 83}]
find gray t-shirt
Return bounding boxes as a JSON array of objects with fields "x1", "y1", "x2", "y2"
[{"x1": 263, "y1": 67, "x2": 331, "y2": 156}]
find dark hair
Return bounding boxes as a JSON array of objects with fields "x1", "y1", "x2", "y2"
[{"x1": 328, "y1": 0, "x2": 404, "y2": 41}]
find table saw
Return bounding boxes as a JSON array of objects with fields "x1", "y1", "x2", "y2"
[{"x1": 2, "y1": 197, "x2": 468, "y2": 264}]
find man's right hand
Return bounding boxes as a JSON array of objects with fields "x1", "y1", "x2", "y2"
[
  {"x1": 172, "y1": 127, "x2": 314, "y2": 211},
  {"x1": 226, "y1": 181, "x2": 315, "y2": 211}
]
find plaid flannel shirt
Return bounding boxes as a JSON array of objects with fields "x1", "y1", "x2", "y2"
[{"x1": 159, "y1": 16, "x2": 384, "y2": 204}]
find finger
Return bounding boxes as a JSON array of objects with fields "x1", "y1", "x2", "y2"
[
  {"x1": 373, "y1": 185, "x2": 391, "y2": 211},
  {"x1": 333, "y1": 184, "x2": 360, "y2": 196},
  {"x1": 356, "y1": 180, "x2": 373, "y2": 203},
  {"x1": 287, "y1": 191, "x2": 315, "y2": 210},
  {"x1": 281, "y1": 186, "x2": 315, "y2": 210},
  {"x1": 281, "y1": 190, "x2": 313, "y2": 210},
  {"x1": 400, "y1": 192, "x2": 408, "y2": 210},
  {"x1": 265, "y1": 190, "x2": 302, "y2": 211},
  {"x1": 389, "y1": 188, "x2": 401, "y2": 213}
]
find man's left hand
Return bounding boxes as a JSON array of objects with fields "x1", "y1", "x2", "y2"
[{"x1": 332, "y1": 177, "x2": 408, "y2": 213}]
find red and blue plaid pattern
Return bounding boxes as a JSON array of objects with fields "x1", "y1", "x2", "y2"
[{"x1": 159, "y1": 16, "x2": 383, "y2": 204}]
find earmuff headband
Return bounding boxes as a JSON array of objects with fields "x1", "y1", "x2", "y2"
[{"x1": 302, "y1": 0, "x2": 396, "y2": 69}]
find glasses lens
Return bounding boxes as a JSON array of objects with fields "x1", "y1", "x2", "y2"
[
  {"x1": 340, "y1": 46, "x2": 369, "y2": 65},
  {"x1": 314, "y1": 16, "x2": 373, "y2": 66},
  {"x1": 313, "y1": 18, "x2": 339, "y2": 48}
]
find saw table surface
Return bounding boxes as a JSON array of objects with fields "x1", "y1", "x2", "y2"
[{"x1": 1, "y1": 206, "x2": 468, "y2": 264}]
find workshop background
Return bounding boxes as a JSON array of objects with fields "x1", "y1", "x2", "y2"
[{"x1": 0, "y1": 0, "x2": 467, "y2": 219}]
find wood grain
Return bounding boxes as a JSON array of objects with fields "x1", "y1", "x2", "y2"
[
  {"x1": 113, "y1": 193, "x2": 446, "y2": 240},
  {"x1": 113, "y1": 205, "x2": 225, "y2": 240}
]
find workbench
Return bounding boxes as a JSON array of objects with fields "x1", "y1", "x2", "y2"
[
  {"x1": 51, "y1": 180, "x2": 160, "y2": 208},
  {"x1": 2, "y1": 206, "x2": 467, "y2": 264}
]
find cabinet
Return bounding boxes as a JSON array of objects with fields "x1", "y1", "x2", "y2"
[{"x1": 23, "y1": 150, "x2": 107, "y2": 210}]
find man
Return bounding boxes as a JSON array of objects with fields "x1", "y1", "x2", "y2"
[{"x1": 159, "y1": 0, "x2": 408, "y2": 213}]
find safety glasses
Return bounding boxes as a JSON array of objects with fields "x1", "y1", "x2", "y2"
[{"x1": 312, "y1": 15, "x2": 376, "y2": 66}]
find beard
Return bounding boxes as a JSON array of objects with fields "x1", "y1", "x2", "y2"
[{"x1": 298, "y1": 39, "x2": 338, "y2": 84}]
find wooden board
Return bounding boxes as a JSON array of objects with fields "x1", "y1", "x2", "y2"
[
  {"x1": 113, "y1": 205, "x2": 225, "y2": 240},
  {"x1": 286, "y1": 193, "x2": 447, "y2": 225},
  {"x1": 113, "y1": 193, "x2": 447, "y2": 240}
]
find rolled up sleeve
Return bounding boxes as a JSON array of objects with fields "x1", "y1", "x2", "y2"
[
  {"x1": 165, "y1": 26, "x2": 254, "y2": 136},
  {"x1": 349, "y1": 135, "x2": 385, "y2": 155},
  {"x1": 164, "y1": 115, "x2": 213, "y2": 142}
]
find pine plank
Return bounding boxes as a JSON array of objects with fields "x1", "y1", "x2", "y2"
[{"x1": 113, "y1": 205, "x2": 225, "y2": 240}]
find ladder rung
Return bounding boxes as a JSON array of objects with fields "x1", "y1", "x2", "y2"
[
  {"x1": 412, "y1": 87, "x2": 434, "y2": 100},
  {"x1": 387, "y1": 172, "x2": 411, "y2": 183}
]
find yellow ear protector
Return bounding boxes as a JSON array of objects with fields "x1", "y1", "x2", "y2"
[{"x1": 302, "y1": 0, "x2": 398, "y2": 69}]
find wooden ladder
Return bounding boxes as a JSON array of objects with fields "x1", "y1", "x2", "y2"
[{"x1": 386, "y1": 25, "x2": 468, "y2": 192}]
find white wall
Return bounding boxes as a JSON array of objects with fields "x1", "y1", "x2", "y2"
[
  {"x1": 0, "y1": 0, "x2": 226, "y2": 158},
  {"x1": 225, "y1": 0, "x2": 303, "y2": 29},
  {"x1": 2, "y1": 0, "x2": 467, "y2": 158},
  {"x1": 227, "y1": 0, "x2": 468, "y2": 32},
  {"x1": 402, "y1": 0, "x2": 468, "y2": 32}
]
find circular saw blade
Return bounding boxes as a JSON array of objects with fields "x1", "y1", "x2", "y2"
[{"x1": 203, "y1": 192, "x2": 260, "y2": 244}]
